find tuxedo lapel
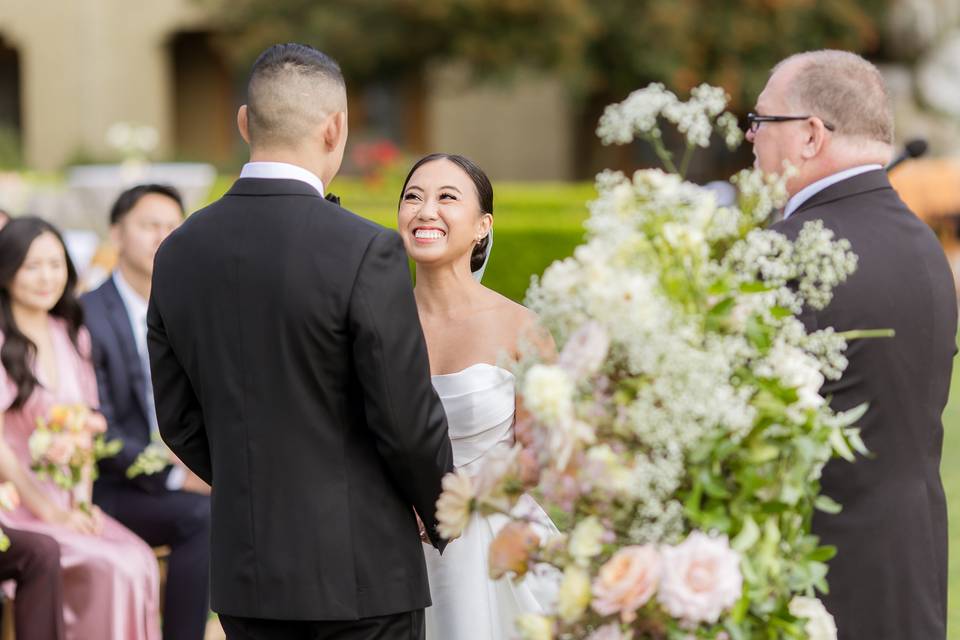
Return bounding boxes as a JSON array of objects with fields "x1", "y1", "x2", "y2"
[
  {"x1": 103, "y1": 278, "x2": 151, "y2": 424},
  {"x1": 792, "y1": 169, "x2": 893, "y2": 217}
]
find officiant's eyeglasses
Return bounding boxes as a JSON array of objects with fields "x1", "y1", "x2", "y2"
[{"x1": 746, "y1": 113, "x2": 836, "y2": 134}]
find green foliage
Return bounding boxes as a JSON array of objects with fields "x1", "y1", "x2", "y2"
[
  {"x1": 216, "y1": 0, "x2": 593, "y2": 84},
  {"x1": 215, "y1": 0, "x2": 888, "y2": 107}
]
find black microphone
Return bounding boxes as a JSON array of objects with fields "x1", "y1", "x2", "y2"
[
  {"x1": 325, "y1": 192, "x2": 341, "y2": 206},
  {"x1": 886, "y1": 138, "x2": 928, "y2": 173}
]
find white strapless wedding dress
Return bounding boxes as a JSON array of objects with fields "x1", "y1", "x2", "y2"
[{"x1": 424, "y1": 363, "x2": 559, "y2": 639}]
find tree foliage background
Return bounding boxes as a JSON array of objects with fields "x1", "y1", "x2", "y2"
[
  {"x1": 218, "y1": 0, "x2": 887, "y2": 106},
  {"x1": 214, "y1": 0, "x2": 890, "y2": 176}
]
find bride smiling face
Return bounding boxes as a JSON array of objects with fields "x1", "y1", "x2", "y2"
[{"x1": 397, "y1": 154, "x2": 493, "y2": 274}]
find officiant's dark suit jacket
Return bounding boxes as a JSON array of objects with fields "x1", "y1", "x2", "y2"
[
  {"x1": 147, "y1": 177, "x2": 454, "y2": 621},
  {"x1": 773, "y1": 169, "x2": 956, "y2": 639}
]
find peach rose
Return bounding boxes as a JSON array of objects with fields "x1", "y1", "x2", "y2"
[
  {"x1": 489, "y1": 521, "x2": 540, "y2": 579},
  {"x1": 67, "y1": 430, "x2": 93, "y2": 452},
  {"x1": 591, "y1": 545, "x2": 661, "y2": 623},
  {"x1": 45, "y1": 433, "x2": 76, "y2": 466},
  {"x1": 85, "y1": 411, "x2": 108, "y2": 434}
]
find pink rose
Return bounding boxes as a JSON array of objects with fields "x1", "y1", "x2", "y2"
[
  {"x1": 45, "y1": 433, "x2": 76, "y2": 466},
  {"x1": 559, "y1": 322, "x2": 610, "y2": 381},
  {"x1": 591, "y1": 545, "x2": 661, "y2": 623},
  {"x1": 85, "y1": 411, "x2": 107, "y2": 434},
  {"x1": 658, "y1": 531, "x2": 742, "y2": 624},
  {"x1": 68, "y1": 430, "x2": 93, "y2": 452}
]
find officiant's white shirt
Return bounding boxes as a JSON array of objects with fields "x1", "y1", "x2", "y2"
[
  {"x1": 783, "y1": 164, "x2": 883, "y2": 220},
  {"x1": 239, "y1": 162, "x2": 325, "y2": 196}
]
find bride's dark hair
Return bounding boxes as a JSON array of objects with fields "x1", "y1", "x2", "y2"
[
  {"x1": 399, "y1": 153, "x2": 493, "y2": 273},
  {"x1": 0, "y1": 217, "x2": 83, "y2": 409}
]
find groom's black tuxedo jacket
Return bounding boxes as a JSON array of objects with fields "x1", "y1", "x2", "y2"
[
  {"x1": 773, "y1": 169, "x2": 956, "y2": 639},
  {"x1": 147, "y1": 177, "x2": 454, "y2": 621}
]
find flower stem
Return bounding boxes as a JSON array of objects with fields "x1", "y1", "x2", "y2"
[
  {"x1": 835, "y1": 329, "x2": 895, "y2": 340},
  {"x1": 647, "y1": 133, "x2": 679, "y2": 174},
  {"x1": 678, "y1": 142, "x2": 695, "y2": 178}
]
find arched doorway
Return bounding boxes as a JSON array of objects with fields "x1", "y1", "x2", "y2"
[
  {"x1": 0, "y1": 34, "x2": 22, "y2": 168},
  {"x1": 169, "y1": 31, "x2": 238, "y2": 167}
]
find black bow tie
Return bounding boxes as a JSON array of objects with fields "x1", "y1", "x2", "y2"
[{"x1": 325, "y1": 192, "x2": 341, "y2": 206}]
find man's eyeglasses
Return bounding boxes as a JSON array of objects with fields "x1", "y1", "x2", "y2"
[{"x1": 746, "y1": 113, "x2": 836, "y2": 134}]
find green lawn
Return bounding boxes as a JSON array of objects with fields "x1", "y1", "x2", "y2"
[
  {"x1": 208, "y1": 176, "x2": 960, "y2": 635},
  {"x1": 944, "y1": 365, "x2": 960, "y2": 638}
]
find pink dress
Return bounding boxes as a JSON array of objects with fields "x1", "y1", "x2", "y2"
[{"x1": 0, "y1": 318, "x2": 160, "y2": 640}]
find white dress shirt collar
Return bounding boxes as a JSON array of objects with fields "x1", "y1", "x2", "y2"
[
  {"x1": 783, "y1": 164, "x2": 884, "y2": 220},
  {"x1": 239, "y1": 161, "x2": 325, "y2": 197},
  {"x1": 113, "y1": 269, "x2": 148, "y2": 328}
]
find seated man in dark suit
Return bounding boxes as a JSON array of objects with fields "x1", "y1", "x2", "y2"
[{"x1": 82, "y1": 184, "x2": 210, "y2": 640}]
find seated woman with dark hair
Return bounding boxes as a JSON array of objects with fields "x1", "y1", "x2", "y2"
[{"x1": 0, "y1": 217, "x2": 160, "y2": 639}]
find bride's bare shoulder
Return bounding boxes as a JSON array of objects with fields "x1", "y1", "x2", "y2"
[{"x1": 483, "y1": 290, "x2": 555, "y2": 358}]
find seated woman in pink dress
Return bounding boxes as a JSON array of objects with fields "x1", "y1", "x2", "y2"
[{"x1": 0, "y1": 217, "x2": 160, "y2": 640}]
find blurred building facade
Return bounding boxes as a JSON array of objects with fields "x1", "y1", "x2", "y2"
[{"x1": 0, "y1": 0, "x2": 575, "y2": 179}]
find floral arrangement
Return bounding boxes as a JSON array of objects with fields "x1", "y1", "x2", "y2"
[
  {"x1": 435, "y1": 83, "x2": 882, "y2": 639},
  {"x1": 127, "y1": 434, "x2": 174, "y2": 479},
  {"x1": 0, "y1": 482, "x2": 19, "y2": 551},
  {"x1": 105, "y1": 122, "x2": 159, "y2": 163},
  {"x1": 28, "y1": 404, "x2": 121, "y2": 510}
]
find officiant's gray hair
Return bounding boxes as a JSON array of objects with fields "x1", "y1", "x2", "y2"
[
  {"x1": 775, "y1": 50, "x2": 893, "y2": 145},
  {"x1": 246, "y1": 43, "x2": 346, "y2": 148}
]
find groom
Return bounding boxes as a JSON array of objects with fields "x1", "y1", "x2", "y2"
[{"x1": 147, "y1": 44, "x2": 454, "y2": 639}]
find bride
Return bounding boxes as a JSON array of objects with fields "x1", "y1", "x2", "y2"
[{"x1": 396, "y1": 153, "x2": 558, "y2": 639}]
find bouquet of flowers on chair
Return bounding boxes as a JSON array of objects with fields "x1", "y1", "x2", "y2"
[
  {"x1": 434, "y1": 83, "x2": 885, "y2": 639},
  {"x1": 0, "y1": 482, "x2": 19, "y2": 551},
  {"x1": 28, "y1": 404, "x2": 122, "y2": 512}
]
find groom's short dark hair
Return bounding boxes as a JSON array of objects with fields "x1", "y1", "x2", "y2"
[{"x1": 246, "y1": 44, "x2": 346, "y2": 148}]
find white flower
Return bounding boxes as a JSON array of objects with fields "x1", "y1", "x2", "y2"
[
  {"x1": 755, "y1": 341, "x2": 826, "y2": 418},
  {"x1": 658, "y1": 532, "x2": 743, "y2": 624},
  {"x1": 557, "y1": 565, "x2": 592, "y2": 623},
  {"x1": 789, "y1": 596, "x2": 837, "y2": 640},
  {"x1": 585, "y1": 445, "x2": 634, "y2": 496},
  {"x1": 569, "y1": 516, "x2": 605, "y2": 564},
  {"x1": 28, "y1": 428, "x2": 52, "y2": 460},
  {"x1": 435, "y1": 469, "x2": 474, "y2": 539},
  {"x1": 523, "y1": 365, "x2": 575, "y2": 427},
  {"x1": 558, "y1": 321, "x2": 610, "y2": 380},
  {"x1": 515, "y1": 613, "x2": 554, "y2": 640}
]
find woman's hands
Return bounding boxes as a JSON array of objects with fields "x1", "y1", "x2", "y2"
[{"x1": 47, "y1": 503, "x2": 104, "y2": 536}]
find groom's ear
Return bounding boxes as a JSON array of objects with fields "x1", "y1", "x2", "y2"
[
  {"x1": 237, "y1": 105, "x2": 251, "y2": 145},
  {"x1": 321, "y1": 111, "x2": 347, "y2": 152}
]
